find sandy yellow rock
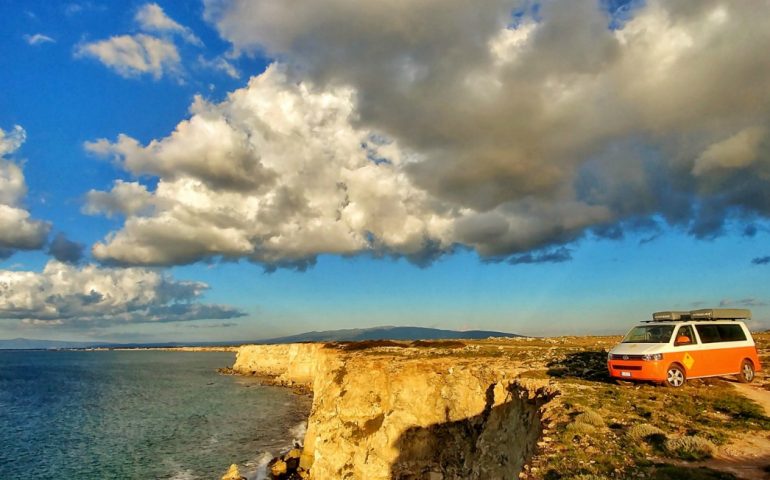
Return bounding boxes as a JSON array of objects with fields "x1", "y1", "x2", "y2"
[
  {"x1": 233, "y1": 343, "x2": 555, "y2": 480},
  {"x1": 270, "y1": 458, "x2": 288, "y2": 476},
  {"x1": 221, "y1": 464, "x2": 245, "y2": 480},
  {"x1": 287, "y1": 448, "x2": 302, "y2": 459}
]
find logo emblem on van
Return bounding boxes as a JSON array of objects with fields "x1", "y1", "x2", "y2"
[
  {"x1": 683, "y1": 353, "x2": 695, "y2": 370},
  {"x1": 622, "y1": 355, "x2": 629, "y2": 360}
]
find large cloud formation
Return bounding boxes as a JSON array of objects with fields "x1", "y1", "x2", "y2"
[
  {"x1": 0, "y1": 126, "x2": 51, "y2": 259},
  {"x1": 85, "y1": 66, "x2": 453, "y2": 267},
  {"x1": 0, "y1": 261, "x2": 244, "y2": 327},
  {"x1": 87, "y1": 0, "x2": 770, "y2": 267}
]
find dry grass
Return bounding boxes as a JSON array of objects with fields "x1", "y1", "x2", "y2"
[
  {"x1": 575, "y1": 409, "x2": 605, "y2": 428},
  {"x1": 664, "y1": 436, "x2": 717, "y2": 461},
  {"x1": 313, "y1": 332, "x2": 770, "y2": 479},
  {"x1": 522, "y1": 332, "x2": 770, "y2": 479},
  {"x1": 565, "y1": 421, "x2": 598, "y2": 436},
  {"x1": 410, "y1": 340, "x2": 466, "y2": 348},
  {"x1": 627, "y1": 423, "x2": 666, "y2": 442},
  {"x1": 325, "y1": 340, "x2": 408, "y2": 351}
]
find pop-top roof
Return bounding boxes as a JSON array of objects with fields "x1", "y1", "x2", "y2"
[
  {"x1": 651, "y1": 308, "x2": 751, "y2": 322},
  {"x1": 652, "y1": 311, "x2": 690, "y2": 321}
]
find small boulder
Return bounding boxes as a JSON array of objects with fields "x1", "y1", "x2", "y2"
[
  {"x1": 287, "y1": 456, "x2": 300, "y2": 471},
  {"x1": 271, "y1": 459, "x2": 288, "y2": 477},
  {"x1": 221, "y1": 464, "x2": 246, "y2": 480},
  {"x1": 287, "y1": 448, "x2": 302, "y2": 459}
]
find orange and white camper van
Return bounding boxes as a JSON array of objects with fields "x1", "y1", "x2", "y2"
[{"x1": 607, "y1": 308, "x2": 760, "y2": 387}]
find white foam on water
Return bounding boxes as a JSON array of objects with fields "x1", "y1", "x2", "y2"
[
  {"x1": 244, "y1": 451, "x2": 274, "y2": 480},
  {"x1": 289, "y1": 421, "x2": 307, "y2": 444},
  {"x1": 244, "y1": 421, "x2": 308, "y2": 480}
]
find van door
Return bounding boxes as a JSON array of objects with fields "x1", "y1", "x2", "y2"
[
  {"x1": 694, "y1": 323, "x2": 750, "y2": 376},
  {"x1": 672, "y1": 325, "x2": 703, "y2": 377}
]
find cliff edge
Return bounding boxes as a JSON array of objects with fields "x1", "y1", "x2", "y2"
[
  {"x1": 229, "y1": 335, "x2": 770, "y2": 480},
  {"x1": 233, "y1": 340, "x2": 557, "y2": 479}
]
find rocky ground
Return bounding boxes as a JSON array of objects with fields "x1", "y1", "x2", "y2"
[
  {"x1": 222, "y1": 333, "x2": 770, "y2": 480},
  {"x1": 516, "y1": 333, "x2": 770, "y2": 480}
]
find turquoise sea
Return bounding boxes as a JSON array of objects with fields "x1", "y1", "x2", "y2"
[{"x1": 0, "y1": 350, "x2": 311, "y2": 479}]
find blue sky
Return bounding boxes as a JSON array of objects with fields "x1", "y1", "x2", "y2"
[{"x1": 1, "y1": 0, "x2": 769, "y2": 342}]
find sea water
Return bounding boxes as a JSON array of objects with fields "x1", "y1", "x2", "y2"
[{"x1": 0, "y1": 350, "x2": 311, "y2": 479}]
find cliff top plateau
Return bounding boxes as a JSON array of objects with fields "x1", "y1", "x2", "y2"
[{"x1": 227, "y1": 333, "x2": 770, "y2": 480}]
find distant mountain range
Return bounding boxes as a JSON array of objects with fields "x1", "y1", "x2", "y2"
[
  {"x1": 0, "y1": 326, "x2": 521, "y2": 350},
  {"x1": 256, "y1": 326, "x2": 521, "y2": 343}
]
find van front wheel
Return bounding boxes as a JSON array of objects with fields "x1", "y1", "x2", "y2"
[
  {"x1": 665, "y1": 364, "x2": 686, "y2": 388},
  {"x1": 738, "y1": 359, "x2": 755, "y2": 383}
]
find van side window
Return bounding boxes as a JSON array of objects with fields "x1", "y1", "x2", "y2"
[
  {"x1": 695, "y1": 324, "x2": 747, "y2": 343},
  {"x1": 717, "y1": 324, "x2": 747, "y2": 342},
  {"x1": 675, "y1": 325, "x2": 696, "y2": 345}
]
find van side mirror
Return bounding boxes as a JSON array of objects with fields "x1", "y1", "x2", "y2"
[{"x1": 675, "y1": 335, "x2": 692, "y2": 346}]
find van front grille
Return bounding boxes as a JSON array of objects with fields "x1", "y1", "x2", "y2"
[{"x1": 610, "y1": 354, "x2": 646, "y2": 361}]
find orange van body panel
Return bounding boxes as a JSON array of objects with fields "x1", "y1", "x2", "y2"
[
  {"x1": 607, "y1": 359, "x2": 666, "y2": 381},
  {"x1": 608, "y1": 346, "x2": 761, "y2": 382}
]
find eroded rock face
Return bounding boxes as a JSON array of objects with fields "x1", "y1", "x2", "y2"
[
  {"x1": 232, "y1": 343, "x2": 324, "y2": 386},
  {"x1": 303, "y1": 351, "x2": 556, "y2": 480},
  {"x1": 230, "y1": 344, "x2": 557, "y2": 480}
]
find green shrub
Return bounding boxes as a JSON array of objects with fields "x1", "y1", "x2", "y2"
[
  {"x1": 566, "y1": 421, "x2": 597, "y2": 435},
  {"x1": 576, "y1": 409, "x2": 605, "y2": 427},
  {"x1": 627, "y1": 424, "x2": 666, "y2": 442},
  {"x1": 664, "y1": 436, "x2": 716, "y2": 461}
]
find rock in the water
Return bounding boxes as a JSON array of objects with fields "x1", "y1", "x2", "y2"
[
  {"x1": 286, "y1": 456, "x2": 300, "y2": 471},
  {"x1": 270, "y1": 458, "x2": 288, "y2": 477},
  {"x1": 265, "y1": 446, "x2": 309, "y2": 479},
  {"x1": 287, "y1": 448, "x2": 302, "y2": 459},
  {"x1": 221, "y1": 464, "x2": 246, "y2": 480}
]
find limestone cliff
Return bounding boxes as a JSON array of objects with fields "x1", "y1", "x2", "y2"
[
  {"x1": 232, "y1": 342, "x2": 557, "y2": 480},
  {"x1": 232, "y1": 343, "x2": 324, "y2": 386}
]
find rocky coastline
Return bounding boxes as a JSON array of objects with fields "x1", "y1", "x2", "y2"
[
  {"x1": 220, "y1": 339, "x2": 558, "y2": 480},
  {"x1": 221, "y1": 335, "x2": 770, "y2": 480}
]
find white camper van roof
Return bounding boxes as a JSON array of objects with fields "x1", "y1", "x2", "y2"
[{"x1": 649, "y1": 308, "x2": 751, "y2": 322}]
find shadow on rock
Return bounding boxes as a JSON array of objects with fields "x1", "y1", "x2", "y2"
[
  {"x1": 390, "y1": 383, "x2": 555, "y2": 480},
  {"x1": 546, "y1": 350, "x2": 614, "y2": 383}
]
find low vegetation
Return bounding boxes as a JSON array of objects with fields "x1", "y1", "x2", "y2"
[
  {"x1": 315, "y1": 332, "x2": 770, "y2": 479},
  {"x1": 626, "y1": 424, "x2": 665, "y2": 442},
  {"x1": 325, "y1": 340, "x2": 408, "y2": 351},
  {"x1": 664, "y1": 436, "x2": 716, "y2": 461},
  {"x1": 523, "y1": 332, "x2": 770, "y2": 479},
  {"x1": 410, "y1": 340, "x2": 466, "y2": 348}
]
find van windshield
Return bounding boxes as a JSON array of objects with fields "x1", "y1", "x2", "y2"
[{"x1": 622, "y1": 325, "x2": 675, "y2": 343}]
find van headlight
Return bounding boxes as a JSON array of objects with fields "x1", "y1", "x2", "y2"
[{"x1": 642, "y1": 354, "x2": 663, "y2": 361}]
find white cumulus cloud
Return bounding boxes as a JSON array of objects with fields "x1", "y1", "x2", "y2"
[
  {"x1": 86, "y1": 65, "x2": 454, "y2": 267},
  {"x1": 0, "y1": 126, "x2": 51, "y2": 257},
  {"x1": 0, "y1": 261, "x2": 245, "y2": 327},
  {"x1": 76, "y1": 34, "x2": 181, "y2": 79},
  {"x1": 692, "y1": 127, "x2": 766, "y2": 176},
  {"x1": 198, "y1": 55, "x2": 240, "y2": 79},
  {"x1": 135, "y1": 3, "x2": 202, "y2": 46},
  {"x1": 84, "y1": 180, "x2": 155, "y2": 218},
  {"x1": 202, "y1": 0, "x2": 770, "y2": 242},
  {"x1": 85, "y1": 0, "x2": 770, "y2": 268}
]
